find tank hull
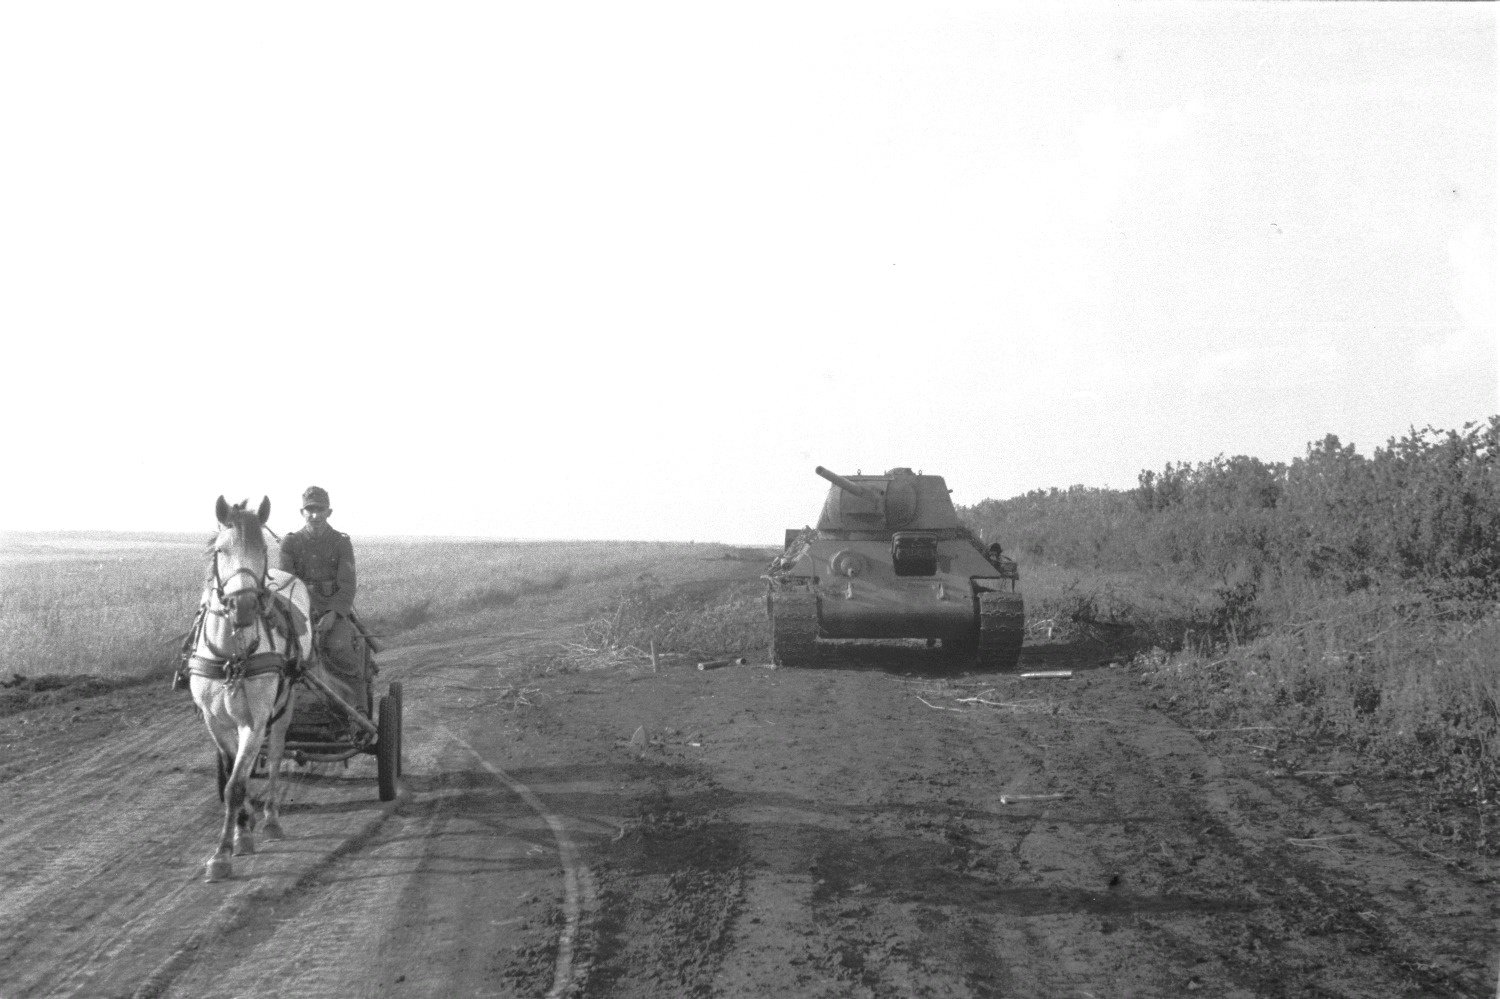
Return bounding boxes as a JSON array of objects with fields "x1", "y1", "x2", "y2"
[{"x1": 805, "y1": 538, "x2": 988, "y2": 639}]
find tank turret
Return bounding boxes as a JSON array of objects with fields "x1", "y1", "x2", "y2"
[
  {"x1": 813, "y1": 466, "x2": 956, "y2": 532},
  {"x1": 766, "y1": 464, "x2": 1025, "y2": 671}
]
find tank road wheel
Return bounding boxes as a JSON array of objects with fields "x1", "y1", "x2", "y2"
[
  {"x1": 977, "y1": 589, "x2": 1025, "y2": 671},
  {"x1": 377, "y1": 681, "x2": 403, "y2": 801},
  {"x1": 767, "y1": 581, "x2": 820, "y2": 668}
]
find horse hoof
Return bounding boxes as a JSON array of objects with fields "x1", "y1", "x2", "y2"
[
  {"x1": 262, "y1": 819, "x2": 284, "y2": 840},
  {"x1": 206, "y1": 858, "x2": 232, "y2": 881},
  {"x1": 233, "y1": 835, "x2": 256, "y2": 857}
]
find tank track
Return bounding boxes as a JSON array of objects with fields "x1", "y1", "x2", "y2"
[
  {"x1": 977, "y1": 589, "x2": 1025, "y2": 671},
  {"x1": 767, "y1": 580, "x2": 820, "y2": 668}
]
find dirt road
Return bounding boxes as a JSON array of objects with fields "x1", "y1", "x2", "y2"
[{"x1": 2, "y1": 557, "x2": 1494, "y2": 998}]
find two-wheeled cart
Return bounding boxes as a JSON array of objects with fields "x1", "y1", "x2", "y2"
[{"x1": 281, "y1": 667, "x2": 403, "y2": 801}]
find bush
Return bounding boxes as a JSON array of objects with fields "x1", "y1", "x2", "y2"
[{"x1": 961, "y1": 416, "x2": 1500, "y2": 596}]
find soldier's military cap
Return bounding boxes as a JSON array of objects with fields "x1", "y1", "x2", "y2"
[{"x1": 301, "y1": 486, "x2": 331, "y2": 510}]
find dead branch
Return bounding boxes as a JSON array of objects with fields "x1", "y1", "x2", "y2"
[
  {"x1": 1288, "y1": 833, "x2": 1358, "y2": 848},
  {"x1": 955, "y1": 696, "x2": 1049, "y2": 710},
  {"x1": 998, "y1": 793, "x2": 1068, "y2": 804},
  {"x1": 698, "y1": 657, "x2": 749, "y2": 671},
  {"x1": 1191, "y1": 725, "x2": 1282, "y2": 734}
]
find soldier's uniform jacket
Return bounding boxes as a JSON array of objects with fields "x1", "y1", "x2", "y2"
[{"x1": 277, "y1": 527, "x2": 356, "y2": 617}]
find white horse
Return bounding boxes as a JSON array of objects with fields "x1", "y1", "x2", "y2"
[{"x1": 187, "y1": 496, "x2": 312, "y2": 881}]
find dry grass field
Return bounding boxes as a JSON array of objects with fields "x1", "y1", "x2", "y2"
[
  {"x1": 0, "y1": 531, "x2": 771, "y2": 689},
  {"x1": 0, "y1": 532, "x2": 204, "y2": 680}
]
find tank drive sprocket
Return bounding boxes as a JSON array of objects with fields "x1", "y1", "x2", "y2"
[
  {"x1": 977, "y1": 590, "x2": 1025, "y2": 670},
  {"x1": 768, "y1": 582, "x2": 820, "y2": 668}
]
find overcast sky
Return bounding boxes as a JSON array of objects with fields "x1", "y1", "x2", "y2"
[{"x1": 1, "y1": 3, "x2": 1494, "y2": 543}]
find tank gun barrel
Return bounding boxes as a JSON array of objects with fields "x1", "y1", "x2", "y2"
[{"x1": 815, "y1": 466, "x2": 880, "y2": 502}]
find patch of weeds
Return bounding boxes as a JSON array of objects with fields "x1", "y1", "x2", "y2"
[
  {"x1": 450, "y1": 570, "x2": 574, "y2": 617},
  {"x1": 522, "y1": 570, "x2": 573, "y2": 593},
  {"x1": 0, "y1": 673, "x2": 139, "y2": 716},
  {"x1": 1209, "y1": 579, "x2": 1260, "y2": 644},
  {"x1": 454, "y1": 584, "x2": 521, "y2": 613},
  {"x1": 366, "y1": 597, "x2": 434, "y2": 634},
  {"x1": 588, "y1": 575, "x2": 770, "y2": 662},
  {"x1": 1136, "y1": 588, "x2": 1500, "y2": 856},
  {"x1": 712, "y1": 546, "x2": 774, "y2": 562}
]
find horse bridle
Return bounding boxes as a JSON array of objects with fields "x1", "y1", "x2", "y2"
[
  {"x1": 193, "y1": 520, "x2": 301, "y2": 684},
  {"x1": 208, "y1": 523, "x2": 274, "y2": 626},
  {"x1": 212, "y1": 552, "x2": 266, "y2": 605}
]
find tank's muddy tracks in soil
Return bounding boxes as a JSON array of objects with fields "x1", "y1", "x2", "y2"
[{"x1": 0, "y1": 555, "x2": 1494, "y2": 997}]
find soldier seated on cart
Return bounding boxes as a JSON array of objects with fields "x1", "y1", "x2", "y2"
[{"x1": 277, "y1": 486, "x2": 376, "y2": 720}]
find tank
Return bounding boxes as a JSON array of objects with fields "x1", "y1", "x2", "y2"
[{"x1": 766, "y1": 466, "x2": 1024, "y2": 669}]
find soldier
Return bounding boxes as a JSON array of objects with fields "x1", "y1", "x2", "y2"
[{"x1": 277, "y1": 486, "x2": 369, "y2": 701}]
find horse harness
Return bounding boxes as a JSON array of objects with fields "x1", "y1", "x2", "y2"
[
  {"x1": 187, "y1": 556, "x2": 305, "y2": 685},
  {"x1": 179, "y1": 523, "x2": 305, "y2": 739}
]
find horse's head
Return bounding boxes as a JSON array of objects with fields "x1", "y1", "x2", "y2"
[{"x1": 211, "y1": 495, "x2": 272, "y2": 628}]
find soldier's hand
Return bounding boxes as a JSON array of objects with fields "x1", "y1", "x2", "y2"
[{"x1": 315, "y1": 612, "x2": 337, "y2": 635}]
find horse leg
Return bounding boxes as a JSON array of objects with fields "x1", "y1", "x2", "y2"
[
  {"x1": 230, "y1": 718, "x2": 268, "y2": 858},
  {"x1": 202, "y1": 713, "x2": 240, "y2": 882},
  {"x1": 260, "y1": 681, "x2": 293, "y2": 839}
]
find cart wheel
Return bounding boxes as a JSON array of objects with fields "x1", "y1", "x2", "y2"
[
  {"x1": 377, "y1": 682, "x2": 402, "y2": 801},
  {"x1": 390, "y1": 681, "x2": 404, "y2": 777}
]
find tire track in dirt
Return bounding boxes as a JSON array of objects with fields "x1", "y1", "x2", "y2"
[
  {"x1": 580, "y1": 775, "x2": 747, "y2": 999},
  {"x1": 127, "y1": 770, "x2": 400, "y2": 999},
  {"x1": 145, "y1": 656, "x2": 574, "y2": 999},
  {"x1": 0, "y1": 715, "x2": 202, "y2": 927},
  {"x1": 0, "y1": 678, "x2": 428, "y2": 999},
  {"x1": 1134, "y1": 720, "x2": 1492, "y2": 998},
  {"x1": 524, "y1": 637, "x2": 1497, "y2": 998},
  {"x1": 0, "y1": 711, "x2": 221, "y2": 998},
  {"x1": 0, "y1": 552, "x2": 751, "y2": 999},
  {"x1": 943, "y1": 665, "x2": 1492, "y2": 998},
  {"x1": 441, "y1": 724, "x2": 599, "y2": 999}
]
